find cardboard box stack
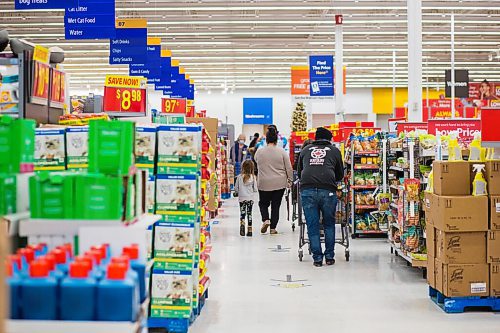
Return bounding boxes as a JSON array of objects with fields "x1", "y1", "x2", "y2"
[
  {"x1": 487, "y1": 161, "x2": 500, "y2": 296},
  {"x1": 426, "y1": 160, "x2": 497, "y2": 297}
]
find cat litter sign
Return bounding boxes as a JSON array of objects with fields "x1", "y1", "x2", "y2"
[
  {"x1": 155, "y1": 174, "x2": 199, "y2": 217},
  {"x1": 66, "y1": 126, "x2": 88, "y2": 170},
  {"x1": 153, "y1": 222, "x2": 195, "y2": 271},
  {"x1": 150, "y1": 269, "x2": 193, "y2": 319},
  {"x1": 35, "y1": 128, "x2": 66, "y2": 171},
  {"x1": 157, "y1": 125, "x2": 201, "y2": 175},
  {"x1": 135, "y1": 125, "x2": 157, "y2": 171}
]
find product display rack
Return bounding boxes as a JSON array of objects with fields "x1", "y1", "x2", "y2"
[{"x1": 388, "y1": 137, "x2": 428, "y2": 272}]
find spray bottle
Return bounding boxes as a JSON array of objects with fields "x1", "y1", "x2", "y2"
[
  {"x1": 472, "y1": 164, "x2": 488, "y2": 196},
  {"x1": 448, "y1": 132, "x2": 462, "y2": 161}
]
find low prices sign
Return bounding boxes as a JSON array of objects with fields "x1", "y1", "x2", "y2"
[
  {"x1": 103, "y1": 75, "x2": 147, "y2": 115},
  {"x1": 427, "y1": 119, "x2": 480, "y2": 146},
  {"x1": 31, "y1": 60, "x2": 50, "y2": 105},
  {"x1": 162, "y1": 97, "x2": 187, "y2": 114},
  {"x1": 397, "y1": 122, "x2": 427, "y2": 135}
]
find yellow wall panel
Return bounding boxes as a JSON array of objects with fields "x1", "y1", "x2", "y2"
[{"x1": 372, "y1": 88, "x2": 445, "y2": 115}]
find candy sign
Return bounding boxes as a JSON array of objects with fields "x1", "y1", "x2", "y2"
[{"x1": 427, "y1": 119, "x2": 480, "y2": 146}]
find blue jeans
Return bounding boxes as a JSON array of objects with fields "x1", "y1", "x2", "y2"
[{"x1": 301, "y1": 188, "x2": 337, "y2": 262}]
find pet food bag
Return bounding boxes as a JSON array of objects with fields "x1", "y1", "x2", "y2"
[{"x1": 152, "y1": 221, "x2": 195, "y2": 271}]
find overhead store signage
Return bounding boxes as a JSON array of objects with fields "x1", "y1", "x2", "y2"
[
  {"x1": 422, "y1": 98, "x2": 479, "y2": 121},
  {"x1": 309, "y1": 55, "x2": 334, "y2": 96},
  {"x1": 103, "y1": 74, "x2": 146, "y2": 115},
  {"x1": 65, "y1": 0, "x2": 116, "y2": 40},
  {"x1": 243, "y1": 97, "x2": 273, "y2": 125},
  {"x1": 110, "y1": 19, "x2": 147, "y2": 65},
  {"x1": 49, "y1": 68, "x2": 66, "y2": 109},
  {"x1": 162, "y1": 98, "x2": 187, "y2": 114},
  {"x1": 291, "y1": 66, "x2": 310, "y2": 95},
  {"x1": 481, "y1": 108, "x2": 500, "y2": 147},
  {"x1": 427, "y1": 119, "x2": 480, "y2": 146},
  {"x1": 15, "y1": 0, "x2": 75, "y2": 10},
  {"x1": 396, "y1": 122, "x2": 427, "y2": 135},
  {"x1": 155, "y1": 51, "x2": 173, "y2": 91},
  {"x1": 129, "y1": 37, "x2": 162, "y2": 84},
  {"x1": 31, "y1": 61, "x2": 50, "y2": 105},
  {"x1": 445, "y1": 69, "x2": 469, "y2": 98}
]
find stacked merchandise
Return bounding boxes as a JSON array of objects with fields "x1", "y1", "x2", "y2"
[
  {"x1": 426, "y1": 159, "x2": 500, "y2": 310},
  {"x1": 219, "y1": 137, "x2": 231, "y2": 200},
  {"x1": 5, "y1": 242, "x2": 147, "y2": 322},
  {"x1": 149, "y1": 124, "x2": 205, "y2": 331},
  {"x1": 135, "y1": 124, "x2": 158, "y2": 214},
  {"x1": 0, "y1": 115, "x2": 35, "y2": 217}
]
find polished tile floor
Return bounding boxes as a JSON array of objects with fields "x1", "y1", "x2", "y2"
[{"x1": 190, "y1": 198, "x2": 500, "y2": 333}]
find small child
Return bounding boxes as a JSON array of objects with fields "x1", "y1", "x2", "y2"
[{"x1": 234, "y1": 160, "x2": 258, "y2": 237}]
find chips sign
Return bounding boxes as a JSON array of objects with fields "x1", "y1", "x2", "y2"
[
  {"x1": 162, "y1": 98, "x2": 187, "y2": 114},
  {"x1": 103, "y1": 74, "x2": 147, "y2": 115},
  {"x1": 427, "y1": 119, "x2": 480, "y2": 146}
]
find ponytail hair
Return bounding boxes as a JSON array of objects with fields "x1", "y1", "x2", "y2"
[{"x1": 266, "y1": 127, "x2": 278, "y2": 144}]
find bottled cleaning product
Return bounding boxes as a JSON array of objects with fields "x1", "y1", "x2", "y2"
[
  {"x1": 8, "y1": 254, "x2": 22, "y2": 275},
  {"x1": 123, "y1": 244, "x2": 147, "y2": 303},
  {"x1": 40, "y1": 254, "x2": 65, "y2": 282},
  {"x1": 448, "y1": 132, "x2": 462, "y2": 161},
  {"x1": 86, "y1": 250, "x2": 105, "y2": 280},
  {"x1": 75, "y1": 255, "x2": 101, "y2": 280},
  {"x1": 425, "y1": 170, "x2": 434, "y2": 193},
  {"x1": 52, "y1": 248, "x2": 69, "y2": 274},
  {"x1": 472, "y1": 164, "x2": 488, "y2": 196},
  {"x1": 111, "y1": 256, "x2": 140, "y2": 305},
  {"x1": 5, "y1": 261, "x2": 21, "y2": 319},
  {"x1": 60, "y1": 261, "x2": 97, "y2": 321},
  {"x1": 21, "y1": 259, "x2": 58, "y2": 320},
  {"x1": 97, "y1": 262, "x2": 136, "y2": 321}
]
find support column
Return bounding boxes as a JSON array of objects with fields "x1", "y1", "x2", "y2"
[
  {"x1": 407, "y1": 0, "x2": 422, "y2": 122},
  {"x1": 335, "y1": 14, "x2": 344, "y2": 122}
]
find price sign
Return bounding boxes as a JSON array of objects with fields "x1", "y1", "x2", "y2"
[
  {"x1": 103, "y1": 74, "x2": 147, "y2": 115},
  {"x1": 427, "y1": 119, "x2": 480, "y2": 147},
  {"x1": 31, "y1": 61, "x2": 50, "y2": 105},
  {"x1": 162, "y1": 97, "x2": 187, "y2": 114},
  {"x1": 186, "y1": 105, "x2": 195, "y2": 117},
  {"x1": 50, "y1": 68, "x2": 66, "y2": 108}
]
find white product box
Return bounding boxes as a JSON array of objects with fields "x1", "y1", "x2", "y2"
[
  {"x1": 34, "y1": 128, "x2": 66, "y2": 171},
  {"x1": 135, "y1": 124, "x2": 157, "y2": 170},
  {"x1": 66, "y1": 126, "x2": 89, "y2": 170}
]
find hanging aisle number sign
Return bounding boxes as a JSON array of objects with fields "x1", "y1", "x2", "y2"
[
  {"x1": 162, "y1": 97, "x2": 187, "y2": 114},
  {"x1": 103, "y1": 74, "x2": 147, "y2": 116}
]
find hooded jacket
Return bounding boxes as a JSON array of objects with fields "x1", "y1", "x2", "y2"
[{"x1": 297, "y1": 140, "x2": 344, "y2": 192}]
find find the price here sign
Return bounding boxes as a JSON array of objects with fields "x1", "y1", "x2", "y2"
[{"x1": 103, "y1": 75, "x2": 147, "y2": 116}]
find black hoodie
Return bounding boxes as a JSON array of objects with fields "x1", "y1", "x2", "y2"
[{"x1": 297, "y1": 140, "x2": 344, "y2": 192}]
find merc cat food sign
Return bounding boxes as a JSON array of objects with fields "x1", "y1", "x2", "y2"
[{"x1": 428, "y1": 119, "x2": 480, "y2": 146}]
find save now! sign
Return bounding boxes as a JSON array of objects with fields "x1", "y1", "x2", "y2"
[
  {"x1": 103, "y1": 75, "x2": 147, "y2": 114},
  {"x1": 427, "y1": 119, "x2": 480, "y2": 146}
]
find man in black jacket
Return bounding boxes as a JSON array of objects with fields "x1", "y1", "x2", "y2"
[{"x1": 298, "y1": 127, "x2": 344, "y2": 267}]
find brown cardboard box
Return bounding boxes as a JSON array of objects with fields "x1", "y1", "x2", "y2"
[
  {"x1": 433, "y1": 161, "x2": 471, "y2": 196},
  {"x1": 487, "y1": 231, "x2": 500, "y2": 263},
  {"x1": 491, "y1": 264, "x2": 500, "y2": 296},
  {"x1": 435, "y1": 258, "x2": 444, "y2": 293},
  {"x1": 431, "y1": 194, "x2": 488, "y2": 232},
  {"x1": 423, "y1": 192, "x2": 433, "y2": 225},
  {"x1": 436, "y1": 230, "x2": 486, "y2": 264},
  {"x1": 489, "y1": 196, "x2": 500, "y2": 230},
  {"x1": 486, "y1": 161, "x2": 500, "y2": 195},
  {"x1": 427, "y1": 255, "x2": 436, "y2": 288},
  {"x1": 437, "y1": 262, "x2": 489, "y2": 297},
  {"x1": 426, "y1": 225, "x2": 436, "y2": 258}
]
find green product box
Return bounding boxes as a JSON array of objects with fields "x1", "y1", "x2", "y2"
[
  {"x1": 155, "y1": 174, "x2": 200, "y2": 219},
  {"x1": 150, "y1": 269, "x2": 193, "y2": 319},
  {"x1": 135, "y1": 125, "x2": 157, "y2": 172},
  {"x1": 29, "y1": 172, "x2": 76, "y2": 219},
  {"x1": 0, "y1": 174, "x2": 16, "y2": 216},
  {"x1": 66, "y1": 126, "x2": 89, "y2": 170},
  {"x1": 74, "y1": 173, "x2": 123, "y2": 220},
  {"x1": 157, "y1": 125, "x2": 201, "y2": 175},
  {"x1": 0, "y1": 116, "x2": 35, "y2": 173},
  {"x1": 152, "y1": 221, "x2": 195, "y2": 271},
  {"x1": 88, "y1": 120, "x2": 134, "y2": 175},
  {"x1": 146, "y1": 175, "x2": 156, "y2": 214},
  {"x1": 153, "y1": 114, "x2": 186, "y2": 125},
  {"x1": 35, "y1": 128, "x2": 67, "y2": 171}
]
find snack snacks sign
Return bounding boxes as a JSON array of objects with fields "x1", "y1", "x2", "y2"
[{"x1": 427, "y1": 119, "x2": 480, "y2": 146}]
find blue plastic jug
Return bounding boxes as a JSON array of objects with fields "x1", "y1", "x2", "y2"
[
  {"x1": 97, "y1": 262, "x2": 137, "y2": 321},
  {"x1": 111, "y1": 256, "x2": 140, "y2": 305},
  {"x1": 123, "y1": 245, "x2": 147, "y2": 303},
  {"x1": 60, "y1": 261, "x2": 97, "y2": 321},
  {"x1": 5, "y1": 261, "x2": 22, "y2": 319},
  {"x1": 52, "y1": 248, "x2": 69, "y2": 274},
  {"x1": 21, "y1": 260, "x2": 58, "y2": 320}
]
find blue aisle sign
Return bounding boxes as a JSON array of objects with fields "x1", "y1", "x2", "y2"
[
  {"x1": 243, "y1": 98, "x2": 273, "y2": 125},
  {"x1": 309, "y1": 55, "x2": 334, "y2": 96},
  {"x1": 110, "y1": 20, "x2": 147, "y2": 65},
  {"x1": 155, "y1": 56, "x2": 173, "y2": 91},
  {"x1": 15, "y1": 0, "x2": 75, "y2": 10},
  {"x1": 65, "y1": 0, "x2": 116, "y2": 40},
  {"x1": 129, "y1": 44, "x2": 161, "y2": 84}
]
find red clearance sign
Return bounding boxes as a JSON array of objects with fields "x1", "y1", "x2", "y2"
[
  {"x1": 427, "y1": 119, "x2": 480, "y2": 146},
  {"x1": 32, "y1": 61, "x2": 50, "y2": 105},
  {"x1": 162, "y1": 97, "x2": 187, "y2": 114},
  {"x1": 103, "y1": 87, "x2": 146, "y2": 114},
  {"x1": 397, "y1": 122, "x2": 427, "y2": 134}
]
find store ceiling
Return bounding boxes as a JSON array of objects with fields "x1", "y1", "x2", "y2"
[{"x1": 1, "y1": 0, "x2": 499, "y2": 92}]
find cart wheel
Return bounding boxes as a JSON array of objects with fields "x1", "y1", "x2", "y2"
[
  {"x1": 292, "y1": 223, "x2": 296, "y2": 232},
  {"x1": 351, "y1": 233, "x2": 357, "y2": 239},
  {"x1": 298, "y1": 249, "x2": 304, "y2": 262},
  {"x1": 390, "y1": 247, "x2": 394, "y2": 254},
  {"x1": 345, "y1": 250, "x2": 350, "y2": 262}
]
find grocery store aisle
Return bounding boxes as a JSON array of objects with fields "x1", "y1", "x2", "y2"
[{"x1": 190, "y1": 198, "x2": 500, "y2": 333}]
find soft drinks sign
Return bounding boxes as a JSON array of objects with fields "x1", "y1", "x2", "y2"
[{"x1": 427, "y1": 119, "x2": 480, "y2": 146}]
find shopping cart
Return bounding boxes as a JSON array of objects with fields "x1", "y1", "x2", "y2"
[
  {"x1": 296, "y1": 177, "x2": 350, "y2": 262},
  {"x1": 285, "y1": 187, "x2": 296, "y2": 232}
]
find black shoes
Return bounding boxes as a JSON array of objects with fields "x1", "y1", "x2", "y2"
[
  {"x1": 247, "y1": 226, "x2": 253, "y2": 237},
  {"x1": 240, "y1": 223, "x2": 245, "y2": 237},
  {"x1": 313, "y1": 261, "x2": 323, "y2": 267},
  {"x1": 325, "y1": 259, "x2": 336, "y2": 266}
]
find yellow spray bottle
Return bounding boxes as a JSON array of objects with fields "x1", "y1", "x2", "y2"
[{"x1": 472, "y1": 164, "x2": 488, "y2": 196}]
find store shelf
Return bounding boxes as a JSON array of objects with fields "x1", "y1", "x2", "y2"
[
  {"x1": 392, "y1": 245, "x2": 427, "y2": 268},
  {"x1": 390, "y1": 203, "x2": 399, "y2": 210},
  {"x1": 354, "y1": 164, "x2": 379, "y2": 170},
  {"x1": 351, "y1": 185, "x2": 378, "y2": 190},
  {"x1": 389, "y1": 185, "x2": 400, "y2": 191},
  {"x1": 355, "y1": 229, "x2": 387, "y2": 235},
  {"x1": 389, "y1": 165, "x2": 406, "y2": 172},
  {"x1": 6, "y1": 319, "x2": 142, "y2": 333},
  {"x1": 355, "y1": 205, "x2": 378, "y2": 209},
  {"x1": 354, "y1": 151, "x2": 379, "y2": 156},
  {"x1": 19, "y1": 215, "x2": 161, "y2": 237},
  {"x1": 391, "y1": 147, "x2": 403, "y2": 152}
]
